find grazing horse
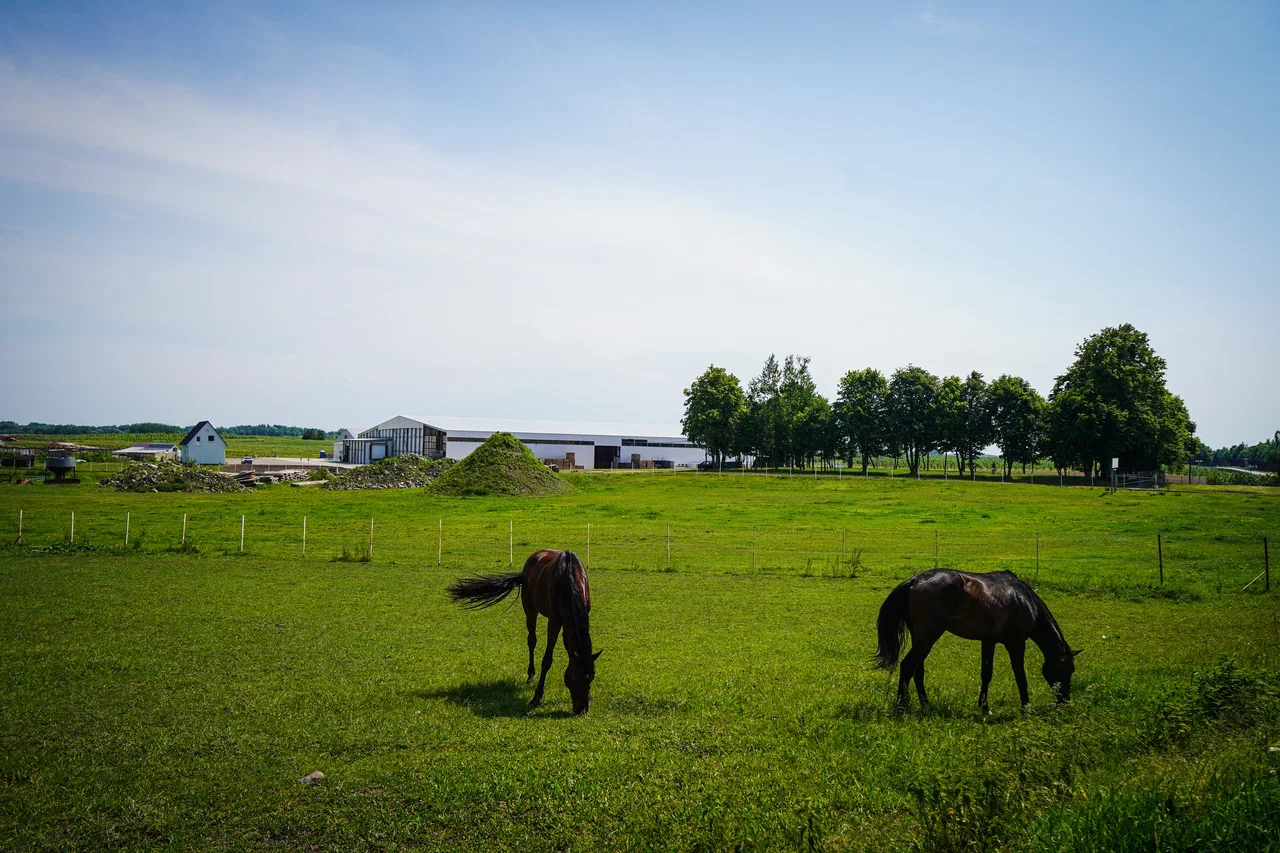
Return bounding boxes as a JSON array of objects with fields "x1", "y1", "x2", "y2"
[
  {"x1": 447, "y1": 549, "x2": 601, "y2": 714},
  {"x1": 874, "y1": 569, "x2": 1081, "y2": 711}
]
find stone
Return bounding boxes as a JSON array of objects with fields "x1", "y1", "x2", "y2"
[{"x1": 299, "y1": 770, "x2": 325, "y2": 784}]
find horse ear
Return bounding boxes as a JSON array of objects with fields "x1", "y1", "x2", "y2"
[
  {"x1": 1071, "y1": 648, "x2": 1083, "y2": 657},
  {"x1": 591, "y1": 649, "x2": 603, "y2": 661}
]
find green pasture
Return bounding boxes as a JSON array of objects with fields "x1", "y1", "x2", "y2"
[
  {"x1": 1, "y1": 474, "x2": 1278, "y2": 850},
  {"x1": 9, "y1": 433, "x2": 332, "y2": 459}
]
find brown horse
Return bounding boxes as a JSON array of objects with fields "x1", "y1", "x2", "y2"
[
  {"x1": 447, "y1": 549, "x2": 600, "y2": 714},
  {"x1": 875, "y1": 569, "x2": 1080, "y2": 711}
]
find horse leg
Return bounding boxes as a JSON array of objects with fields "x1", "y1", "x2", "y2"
[
  {"x1": 897, "y1": 648, "x2": 916, "y2": 706},
  {"x1": 911, "y1": 635, "x2": 940, "y2": 706},
  {"x1": 530, "y1": 618, "x2": 561, "y2": 708},
  {"x1": 1007, "y1": 639, "x2": 1030, "y2": 710},
  {"x1": 978, "y1": 639, "x2": 995, "y2": 713},
  {"x1": 525, "y1": 610, "x2": 538, "y2": 684}
]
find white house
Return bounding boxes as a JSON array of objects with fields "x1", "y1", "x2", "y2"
[{"x1": 179, "y1": 421, "x2": 227, "y2": 465}]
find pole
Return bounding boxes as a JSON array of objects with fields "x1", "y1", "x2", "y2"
[
  {"x1": 302, "y1": 516, "x2": 307, "y2": 558},
  {"x1": 240, "y1": 515, "x2": 245, "y2": 553},
  {"x1": 125, "y1": 511, "x2": 130, "y2": 546},
  {"x1": 666, "y1": 524, "x2": 671, "y2": 571},
  {"x1": 934, "y1": 530, "x2": 938, "y2": 568},
  {"x1": 752, "y1": 528, "x2": 756, "y2": 572},
  {"x1": 1157, "y1": 533, "x2": 1163, "y2": 585},
  {"x1": 438, "y1": 519, "x2": 442, "y2": 566},
  {"x1": 70, "y1": 511, "x2": 74, "y2": 543},
  {"x1": 17, "y1": 508, "x2": 22, "y2": 544},
  {"x1": 182, "y1": 513, "x2": 186, "y2": 545},
  {"x1": 841, "y1": 528, "x2": 845, "y2": 570},
  {"x1": 1265, "y1": 537, "x2": 1270, "y2": 592},
  {"x1": 369, "y1": 518, "x2": 374, "y2": 560},
  {"x1": 1035, "y1": 533, "x2": 1040, "y2": 584},
  {"x1": 509, "y1": 520, "x2": 513, "y2": 568},
  {"x1": 587, "y1": 523, "x2": 591, "y2": 569}
]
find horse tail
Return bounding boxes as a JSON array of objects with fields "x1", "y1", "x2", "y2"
[
  {"x1": 447, "y1": 571, "x2": 524, "y2": 610},
  {"x1": 874, "y1": 577, "x2": 914, "y2": 670}
]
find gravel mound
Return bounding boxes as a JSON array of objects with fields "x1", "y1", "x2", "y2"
[
  {"x1": 323, "y1": 455, "x2": 454, "y2": 490},
  {"x1": 100, "y1": 462, "x2": 247, "y2": 493},
  {"x1": 429, "y1": 433, "x2": 569, "y2": 497}
]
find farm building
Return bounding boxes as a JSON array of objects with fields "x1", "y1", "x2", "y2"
[
  {"x1": 339, "y1": 415, "x2": 705, "y2": 470},
  {"x1": 113, "y1": 443, "x2": 177, "y2": 462},
  {"x1": 178, "y1": 421, "x2": 227, "y2": 465}
]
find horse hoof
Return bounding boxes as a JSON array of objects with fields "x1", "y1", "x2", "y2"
[{"x1": 529, "y1": 697, "x2": 542, "y2": 708}]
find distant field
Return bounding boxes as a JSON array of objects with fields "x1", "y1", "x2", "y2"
[
  {"x1": 1, "y1": 475, "x2": 1277, "y2": 850},
  {"x1": 9, "y1": 433, "x2": 334, "y2": 459}
]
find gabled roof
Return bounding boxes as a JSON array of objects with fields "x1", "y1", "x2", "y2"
[
  {"x1": 179, "y1": 421, "x2": 225, "y2": 447},
  {"x1": 387, "y1": 415, "x2": 687, "y2": 440}
]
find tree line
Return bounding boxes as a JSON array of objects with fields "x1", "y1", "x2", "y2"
[
  {"x1": 1200, "y1": 432, "x2": 1280, "y2": 472},
  {"x1": 682, "y1": 324, "x2": 1198, "y2": 478},
  {"x1": 0, "y1": 422, "x2": 340, "y2": 440}
]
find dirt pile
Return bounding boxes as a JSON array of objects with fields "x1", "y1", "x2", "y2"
[
  {"x1": 324, "y1": 455, "x2": 454, "y2": 490},
  {"x1": 429, "y1": 433, "x2": 569, "y2": 497},
  {"x1": 100, "y1": 462, "x2": 247, "y2": 493}
]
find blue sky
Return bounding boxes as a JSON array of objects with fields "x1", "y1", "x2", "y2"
[{"x1": 1, "y1": 1, "x2": 1277, "y2": 445}]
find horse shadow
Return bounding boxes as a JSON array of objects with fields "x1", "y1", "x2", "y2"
[{"x1": 413, "y1": 679, "x2": 574, "y2": 719}]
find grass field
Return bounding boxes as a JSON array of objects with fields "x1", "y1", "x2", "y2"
[
  {"x1": 8, "y1": 433, "x2": 333, "y2": 459},
  {"x1": 1, "y1": 474, "x2": 1278, "y2": 850}
]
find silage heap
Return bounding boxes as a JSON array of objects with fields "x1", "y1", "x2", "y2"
[
  {"x1": 429, "y1": 432, "x2": 570, "y2": 496},
  {"x1": 324, "y1": 455, "x2": 453, "y2": 490}
]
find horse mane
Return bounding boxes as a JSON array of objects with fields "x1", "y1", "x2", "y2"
[
  {"x1": 559, "y1": 551, "x2": 593, "y2": 663},
  {"x1": 1024, "y1": 582, "x2": 1068, "y2": 654}
]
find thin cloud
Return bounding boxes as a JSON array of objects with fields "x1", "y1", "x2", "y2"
[{"x1": 917, "y1": 3, "x2": 979, "y2": 34}]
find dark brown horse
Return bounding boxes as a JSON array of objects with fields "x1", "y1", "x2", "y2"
[
  {"x1": 875, "y1": 569, "x2": 1080, "y2": 711},
  {"x1": 447, "y1": 549, "x2": 600, "y2": 714}
]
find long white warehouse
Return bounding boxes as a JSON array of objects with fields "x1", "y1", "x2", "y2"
[{"x1": 338, "y1": 415, "x2": 707, "y2": 470}]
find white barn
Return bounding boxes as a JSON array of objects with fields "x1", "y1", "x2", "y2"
[
  {"x1": 340, "y1": 415, "x2": 706, "y2": 470},
  {"x1": 178, "y1": 421, "x2": 227, "y2": 465}
]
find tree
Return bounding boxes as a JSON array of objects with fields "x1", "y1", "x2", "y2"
[
  {"x1": 933, "y1": 375, "x2": 967, "y2": 474},
  {"x1": 301, "y1": 428, "x2": 326, "y2": 440},
  {"x1": 989, "y1": 375, "x2": 1044, "y2": 477},
  {"x1": 682, "y1": 365, "x2": 746, "y2": 466},
  {"x1": 887, "y1": 365, "x2": 939, "y2": 475},
  {"x1": 835, "y1": 368, "x2": 890, "y2": 474},
  {"x1": 745, "y1": 354, "x2": 784, "y2": 467},
  {"x1": 1047, "y1": 324, "x2": 1194, "y2": 476},
  {"x1": 779, "y1": 355, "x2": 826, "y2": 468}
]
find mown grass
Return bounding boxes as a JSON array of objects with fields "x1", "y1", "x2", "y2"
[{"x1": 0, "y1": 474, "x2": 1278, "y2": 850}]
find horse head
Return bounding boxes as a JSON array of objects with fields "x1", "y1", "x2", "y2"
[
  {"x1": 565, "y1": 649, "x2": 603, "y2": 714},
  {"x1": 1043, "y1": 648, "x2": 1082, "y2": 702}
]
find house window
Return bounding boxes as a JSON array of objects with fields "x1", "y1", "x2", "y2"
[
  {"x1": 208, "y1": 435, "x2": 215, "y2": 442},
  {"x1": 195, "y1": 436, "x2": 200, "y2": 442}
]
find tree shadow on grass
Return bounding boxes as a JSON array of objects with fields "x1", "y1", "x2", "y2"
[{"x1": 413, "y1": 678, "x2": 573, "y2": 719}]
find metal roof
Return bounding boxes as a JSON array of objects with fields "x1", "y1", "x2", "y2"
[{"x1": 397, "y1": 415, "x2": 687, "y2": 440}]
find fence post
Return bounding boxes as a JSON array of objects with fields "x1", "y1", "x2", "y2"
[
  {"x1": 240, "y1": 515, "x2": 245, "y2": 553},
  {"x1": 1157, "y1": 533, "x2": 1163, "y2": 585},
  {"x1": 71, "y1": 511, "x2": 75, "y2": 543},
  {"x1": 934, "y1": 529, "x2": 938, "y2": 568},
  {"x1": 1035, "y1": 533, "x2": 1040, "y2": 584},
  {"x1": 509, "y1": 520, "x2": 513, "y2": 568},
  {"x1": 666, "y1": 524, "x2": 671, "y2": 571},
  {"x1": 302, "y1": 516, "x2": 307, "y2": 558},
  {"x1": 125, "y1": 511, "x2": 130, "y2": 546},
  {"x1": 17, "y1": 508, "x2": 23, "y2": 544},
  {"x1": 586, "y1": 523, "x2": 590, "y2": 569},
  {"x1": 1265, "y1": 537, "x2": 1270, "y2": 592},
  {"x1": 369, "y1": 518, "x2": 374, "y2": 560},
  {"x1": 182, "y1": 513, "x2": 187, "y2": 545},
  {"x1": 752, "y1": 529, "x2": 756, "y2": 572},
  {"x1": 841, "y1": 528, "x2": 846, "y2": 571}
]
